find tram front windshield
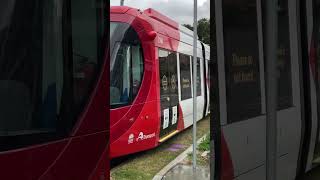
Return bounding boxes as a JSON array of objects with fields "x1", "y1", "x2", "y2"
[
  {"x1": 110, "y1": 22, "x2": 144, "y2": 109},
  {"x1": 0, "y1": 0, "x2": 105, "y2": 150}
]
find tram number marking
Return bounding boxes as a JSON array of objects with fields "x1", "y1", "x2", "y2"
[
  {"x1": 172, "y1": 106, "x2": 177, "y2": 125},
  {"x1": 163, "y1": 108, "x2": 169, "y2": 129}
]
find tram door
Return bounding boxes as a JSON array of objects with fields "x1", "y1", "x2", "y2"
[
  {"x1": 159, "y1": 49, "x2": 179, "y2": 138},
  {"x1": 214, "y1": 0, "x2": 303, "y2": 179}
]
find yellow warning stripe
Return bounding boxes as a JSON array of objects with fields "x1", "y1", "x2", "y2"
[{"x1": 159, "y1": 130, "x2": 179, "y2": 143}]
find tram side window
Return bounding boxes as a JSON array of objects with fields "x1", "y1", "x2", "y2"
[
  {"x1": 110, "y1": 43, "x2": 143, "y2": 107},
  {"x1": 112, "y1": 44, "x2": 131, "y2": 104},
  {"x1": 110, "y1": 22, "x2": 144, "y2": 108},
  {"x1": 180, "y1": 54, "x2": 192, "y2": 100},
  {"x1": 191, "y1": 56, "x2": 202, "y2": 96},
  {"x1": 132, "y1": 46, "x2": 144, "y2": 97}
]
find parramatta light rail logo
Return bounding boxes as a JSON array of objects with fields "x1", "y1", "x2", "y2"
[{"x1": 128, "y1": 132, "x2": 156, "y2": 144}]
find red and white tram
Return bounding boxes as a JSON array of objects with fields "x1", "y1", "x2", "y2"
[{"x1": 110, "y1": 6, "x2": 210, "y2": 158}]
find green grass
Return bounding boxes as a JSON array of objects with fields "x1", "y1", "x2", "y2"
[
  {"x1": 198, "y1": 134, "x2": 210, "y2": 152},
  {"x1": 111, "y1": 116, "x2": 210, "y2": 180}
]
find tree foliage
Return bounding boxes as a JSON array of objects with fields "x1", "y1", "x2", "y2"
[
  {"x1": 183, "y1": 24, "x2": 193, "y2": 31},
  {"x1": 182, "y1": 18, "x2": 210, "y2": 44}
]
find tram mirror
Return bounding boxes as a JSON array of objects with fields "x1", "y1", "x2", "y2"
[{"x1": 147, "y1": 31, "x2": 157, "y2": 40}]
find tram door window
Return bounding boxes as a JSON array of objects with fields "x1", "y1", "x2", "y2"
[
  {"x1": 179, "y1": 53, "x2": 192, "y2": 100},
  {"x1": 277, "y1": 0, "x2": 293, "y2": 109},
  {"x1": 223, "y1": 0, "x2": 262, "y2": 123},
  {"x1": 159, "y1": 49, "x2": 179, "y2": 138},
  {"x1": 262, "y1": 0, "x2": 293, "y2": 110}
]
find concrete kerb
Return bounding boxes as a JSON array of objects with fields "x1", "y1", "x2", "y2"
[{"x1": 152, "y1": 134, "x2": 208, "y2": 180}]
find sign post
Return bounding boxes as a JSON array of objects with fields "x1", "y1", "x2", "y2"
[{"x1": 192, "y1": 0, "x2": 198, "y2": 172}]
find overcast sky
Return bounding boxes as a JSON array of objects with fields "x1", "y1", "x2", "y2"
[{"x1": 110, "y1": 0, "x2": 210, "y2": 25}]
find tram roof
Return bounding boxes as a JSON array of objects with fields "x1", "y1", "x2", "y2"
[{"x1": 110, "y1": 6, "x2": 208, "y2": 51}]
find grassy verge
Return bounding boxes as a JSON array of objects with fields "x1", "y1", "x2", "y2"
[
  {"x1": 185, "y1": 133, "x2": 210, "y2": 167},
  {"x1": 111, "y1": 116, "x2": 210, "y2": 180}
]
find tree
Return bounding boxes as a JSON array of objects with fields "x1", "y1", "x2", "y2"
[
  {"x1": 183, "y1": 24, "x2": 193, "y2": 31},
  {"x1": 182, "y1": 18, "x2": 210, "y2": 44},
  {"x1": 197, "y1": 18, "x2": 210, "y2": 44}
]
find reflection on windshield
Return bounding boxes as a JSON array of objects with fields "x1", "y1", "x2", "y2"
[
  {"x1": 0, "y1": 1, "x2": 15, "y2": 31},
  {"x1": 0, "y1": 0, "x2": 105, "y2": 150},
  {"x1": 0, "y1": 0, "x2": 63, "y2": 136},
  {"x1": 110, "y1": 43, "x2": 131, "y2": 105},
  {"x1": 110, "y1": 22, "x2": 118, "y2": 40}
]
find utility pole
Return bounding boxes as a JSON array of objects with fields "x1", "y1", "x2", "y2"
[
  {"x1": 192, "y1": 0, "x2": 198, "y2": 172},
  {"x1": 265, "y1": 0, "x2": 278, "y2": 179}
]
